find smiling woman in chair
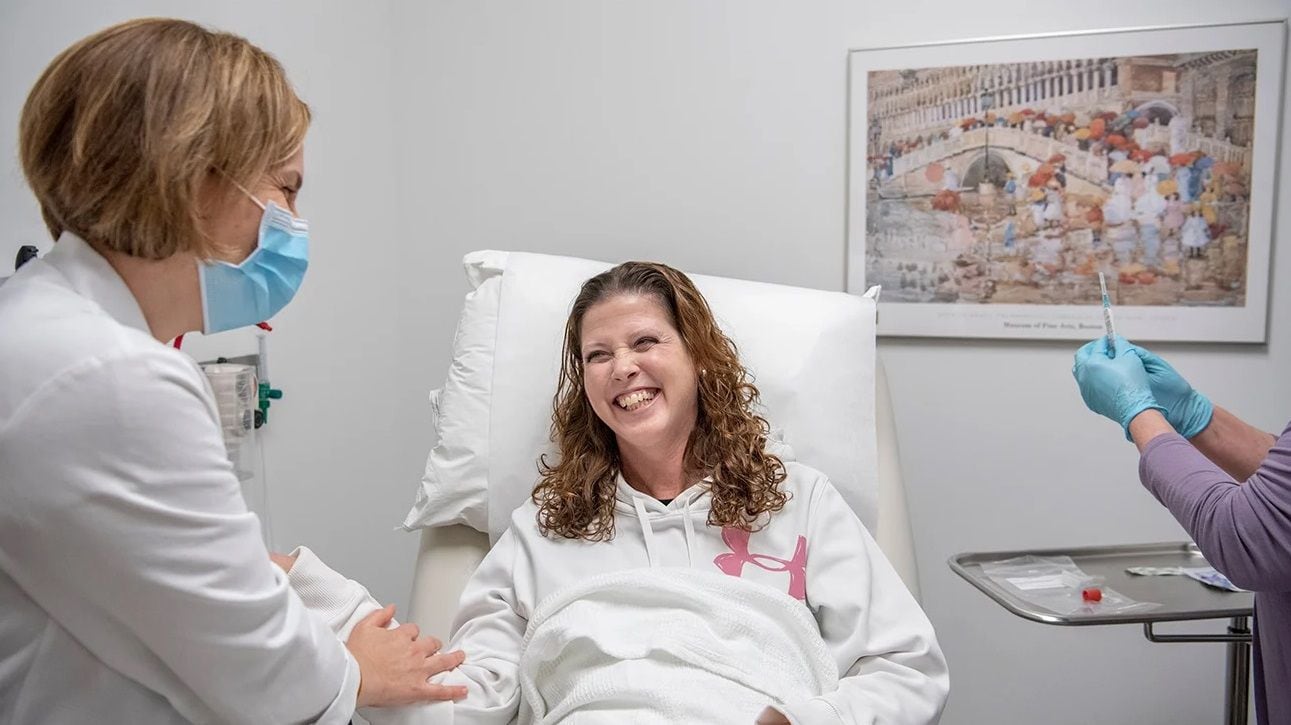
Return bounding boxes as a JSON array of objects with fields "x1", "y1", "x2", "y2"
[{"x1": 293, "y1": 262, "x2": 949, "y2": 725}]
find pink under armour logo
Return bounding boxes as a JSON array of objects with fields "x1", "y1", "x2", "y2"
[{"x1": 713, "y1": 527, "x2": 807, "y2": 600}]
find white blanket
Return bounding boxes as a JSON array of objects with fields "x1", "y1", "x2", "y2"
[{"x1": 518, "y1": 568, "x2": 839, "y2": 724}]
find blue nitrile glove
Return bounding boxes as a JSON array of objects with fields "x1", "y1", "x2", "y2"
[
  {"x1": 1120, "y1": 339, "x2": 1213, "y2": 439},
  {"x1": 1072, "y1": 337, "x2": 1165, "y2": 438}
]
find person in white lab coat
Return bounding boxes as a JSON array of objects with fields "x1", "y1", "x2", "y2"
[{"x1": 0, "y1": 18, "x2": 462, "y2": 724}]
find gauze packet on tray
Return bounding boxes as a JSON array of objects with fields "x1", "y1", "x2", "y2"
[
  {"x1": 1126, "y1": 565, "x2": 1245, "y2": 592},
  {"x1": 981, "y1": 556, "x2": 1159, "y2": 616}
]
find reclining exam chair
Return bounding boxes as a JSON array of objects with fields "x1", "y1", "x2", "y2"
[{"x1": 401, "y1": 251, "x2": 920, "y2": 638}]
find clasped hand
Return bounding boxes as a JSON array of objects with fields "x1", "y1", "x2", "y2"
[
  {"x1": 1072, "y1": 335, "x2": 1212, "y2": 438},
  {"x1": 348, "y1": 604, "x2": 468, "y2": 707}
]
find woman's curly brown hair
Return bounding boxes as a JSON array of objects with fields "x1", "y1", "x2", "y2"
[{"x1": 532, "y1": 261, "x2": 787, "y2": 540}]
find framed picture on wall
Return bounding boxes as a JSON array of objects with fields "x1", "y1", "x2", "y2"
[{"x1": 846, "y1": 21, "x2": 1285, "y2": 341}]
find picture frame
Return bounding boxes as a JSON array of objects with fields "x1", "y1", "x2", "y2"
[{"x1": 846, "y1": 20, "x2": 1285, "y2": 341}]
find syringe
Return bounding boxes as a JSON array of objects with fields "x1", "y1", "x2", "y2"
[{"x1": 1098, "y1": 272, "x2": 1116, "y2": 357}]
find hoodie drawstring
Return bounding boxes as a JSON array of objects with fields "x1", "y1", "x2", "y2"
[
  {"x1": 633, "y1": 497, "x2": 659, "y2": 568},
  {"x1": 626, "y1": 478, "x2": 708, "y2": 568},
  {"x1": 682, "y1": 497, "x2": 697, "y2": 567}
]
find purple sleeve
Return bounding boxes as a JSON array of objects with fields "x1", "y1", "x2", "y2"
[{"x1": 1138, "y1": 422, "x2": 1291, "y2": 591}]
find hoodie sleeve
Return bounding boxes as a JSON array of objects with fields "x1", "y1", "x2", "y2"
[
  {"x1": 428, "y1": 525, "x2": 528, "y2": 725},
  {"x1": 776, "y1": 476, "x2": 949, "y2": 725}
]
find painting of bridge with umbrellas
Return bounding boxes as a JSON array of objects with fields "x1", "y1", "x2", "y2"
[{"x1": 861, "y1": 51, "x2": 1256, "y2": 309}]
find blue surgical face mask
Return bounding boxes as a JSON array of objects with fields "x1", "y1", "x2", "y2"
[{"x1": 199, "y1": 191, "x2": 309, "y2": 334}]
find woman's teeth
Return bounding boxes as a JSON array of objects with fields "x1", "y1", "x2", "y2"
[{"x1": 615, "y1": 389, "x2": 657, "y2": 411}]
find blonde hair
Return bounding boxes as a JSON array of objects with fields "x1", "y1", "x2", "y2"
[
  {"x1": 532, "y1": 262, "x2": 788, "y2": 541},
  {"x1": 19, "y1": 18, "x2": 311, "y2": 259}
]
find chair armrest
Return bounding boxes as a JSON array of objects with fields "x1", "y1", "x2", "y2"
[
  {"x1": 875, "y1": 358, "x2": 922, "y2": 602},
  {"x1": 407, "y1": 525, "x2": 490, "y2": 636}
]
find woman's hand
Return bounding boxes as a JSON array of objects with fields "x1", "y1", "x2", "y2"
[
  {"x1": 269, "y1": 551, "x2": 297, "y2": 572},
  {"x1": 1129, "y1": 342, "x2": 1214, "y2": 438},
  {"x1": 755, "y1": 706, "x2": 791, "y2": 724},
  {"x1": 1072, "y1": 337, "x2": 1164, "y2": 437},
  {"x1": 348, "y1": 604, "x2": 468, "y2": 707}
]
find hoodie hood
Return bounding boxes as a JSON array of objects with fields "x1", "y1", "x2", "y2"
[
  {"x1": 613, "y1": 474, "x2": 711, "y2": 568},
  {"x1": 607, "y1": 430, "x2": 795, "y2": 568}
]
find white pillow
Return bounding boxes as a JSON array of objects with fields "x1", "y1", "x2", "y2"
[
  {"x1": 404, "y1": 251, "x2": 879, "y2": 541},
  {"x1": 401, "y1": 251, "x2": 507, "y2": 531}
]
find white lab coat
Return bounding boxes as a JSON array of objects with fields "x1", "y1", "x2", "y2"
[{"x1": 0, "y1": 234, "x2": 360, "y2": 724}]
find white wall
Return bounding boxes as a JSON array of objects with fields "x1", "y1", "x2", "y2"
[{"x1": 3, "y1": 1, "x2": 1289, "y2": 723}]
